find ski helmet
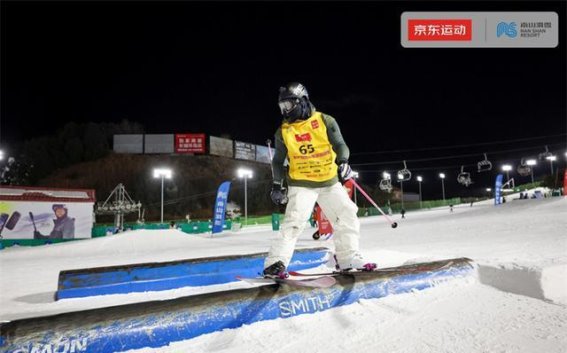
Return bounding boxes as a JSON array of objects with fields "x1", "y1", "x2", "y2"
[
  {"x1": 52, "y1": 204, "x2": 67, "y2": 211},
  {"x1": 278, "y1": 82, "x2": 313, "y2": 121},
  {"x1": 52, "y1": 204, "x2": 68, "y2": 216}
]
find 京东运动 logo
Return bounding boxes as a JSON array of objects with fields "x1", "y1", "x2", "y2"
[{"x1": 497, "y1": 22, "x2": 517, "y2": 38}]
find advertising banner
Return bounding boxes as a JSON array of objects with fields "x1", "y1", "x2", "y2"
[
  {"x1": 145, "y1": 134, "x2": 174, "y2": 154},
  {"x1": 401, "y1": 12, "x2": 558, "y2": 48},
  {"x1": 175, "y1": 134, "x2": 206, "y2": 154},
  {"x1": 113, "y1": 135, "x2": 143, "y2": 154},
  {"x1": 209, "y1": 136, "x2": 234, "y2": 158},
  {"x1": 235, "y1": 141, "x2": 256, "y2": 161},
  {"x1": 494, "y1": 174, "x2": 503, "y2": 205},
  {"x1": 212, "y1": 181, "x2": 231, "y2": 234},
  {"x1": 255, "y1": 145, "x2": 275, "y2": 164},
  {"x1": 0, "y1": 201, "x2": 93, "y2": 239}
]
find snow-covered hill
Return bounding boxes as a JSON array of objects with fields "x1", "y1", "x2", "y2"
[{"x1": 1, "y1": 195, "x2": 566, "y2": 353}]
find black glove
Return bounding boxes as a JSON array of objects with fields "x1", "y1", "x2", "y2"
[
  {"x1": 338, "y1": 161, "x2": 354, "y2": 183},
  {"x1": 270, "y1": 183, "x2": 288, "y2": 205}
]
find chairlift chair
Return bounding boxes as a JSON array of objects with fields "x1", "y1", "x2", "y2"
[
  {"x1": 457, "y1": 166, "x2": 473, "y2": 187},
  {"x1": 477, "y1": 153, "x2": 492, "y2": 172},
  {"x1": 379, "y1": 179, "x2": 393, "y2": 193},
  {"x1": 516, "y1": 158, "x2": 532, "y2": 177},
  {"x1": 396, "y1": 160, "x2": 412, "y2": 182},
  {"x1": 538, "y1": 145, "x2": 552, "y2": 161}
]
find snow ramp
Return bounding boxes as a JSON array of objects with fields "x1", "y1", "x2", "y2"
[{"x1": 0, "y1": 258, "x2": 475, "y2": 353}]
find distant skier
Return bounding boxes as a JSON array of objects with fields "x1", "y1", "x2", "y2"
[
  {"x1": 401, "y1": 208, "x2": 406, "y2": 219},
  {"x1": 449, "y1": 204, "x2": 454, "y2": 213},
  {"x1": 264, "y1": 82, "x2": 376, "y2": 278}
]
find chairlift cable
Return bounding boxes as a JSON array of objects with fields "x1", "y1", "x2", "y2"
[
  {"x1": 351, "y1": 133, "x2": 566, "y2": 156},
  {"x1": 351, "y1": 143, "x2": 565, "y2": 167}
]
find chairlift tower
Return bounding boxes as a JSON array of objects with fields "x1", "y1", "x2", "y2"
[{"x1": 95, "y1": 183, "x2": 142, "y2": 230}]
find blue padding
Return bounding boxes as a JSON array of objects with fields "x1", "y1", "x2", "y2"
[
  {"x1": 56, "y1": 249, "x2": 328, "y2": 300},
  {"x1": 1, "y1": 258, "x2": 475, "y2": 353}
]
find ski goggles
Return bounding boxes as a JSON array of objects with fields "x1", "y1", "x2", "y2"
[{"x1": 278, "y1": 99, "x2": 298, "y2": 114}]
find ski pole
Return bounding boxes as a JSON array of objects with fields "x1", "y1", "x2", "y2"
[
  {"x1": 266, "y1": 139, "x2": 275, "y2": 178},
  {"x1": 350, "y1": 178, "x2": 398, "y2": 228},
  {"x1": 29, "y1": 212, "x2": 38, "y2": 232}
]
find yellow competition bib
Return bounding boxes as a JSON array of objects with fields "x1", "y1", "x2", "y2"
[{"x1": 281, "y1": 112, "x2": 338, "y2": 182}]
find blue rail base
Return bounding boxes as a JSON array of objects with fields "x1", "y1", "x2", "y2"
[
  {"x1": 56, "y1": 247, "x2": 329, "y2": 300},
  {"x1": 1, "y1": 258, "x2": 475, "y2": 353}
]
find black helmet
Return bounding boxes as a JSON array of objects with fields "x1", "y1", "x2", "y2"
[
  {"x1": 278, "y1": 82, "x2": 313, "y2": 121},
  {"x1": 52, "y1": 204, "x2": 67, "y2": 212}
]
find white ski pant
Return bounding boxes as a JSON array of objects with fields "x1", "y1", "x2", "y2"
[{"x1": 265, "y1": 182, "x2": 360, "y2": 268}]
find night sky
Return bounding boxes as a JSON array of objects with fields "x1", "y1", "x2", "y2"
[{"x1": 1, "y1": 1, "x2": 566, "y2": 198}]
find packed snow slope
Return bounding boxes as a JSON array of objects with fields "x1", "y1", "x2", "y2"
[{"x1": 1, "y1": 195, "x2": 566, "y2": 353}]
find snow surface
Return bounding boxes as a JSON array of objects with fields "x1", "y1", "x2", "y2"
[{"x1": 1, "y1": 194, "x2": 566, "y2": 352}]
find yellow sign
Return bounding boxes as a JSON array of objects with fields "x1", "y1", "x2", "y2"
[{"x1": 281, "y1": 112, "x2": 337, "y2": 182}]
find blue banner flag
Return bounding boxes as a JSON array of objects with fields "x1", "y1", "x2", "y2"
[
  {"x1": 212, "y1": 181, "x2": 231, "y2": 234},
  {"x1": 494, "y1": 174, "x2": 503, "y2": 205}
]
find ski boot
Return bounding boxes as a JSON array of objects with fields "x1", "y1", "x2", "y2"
[
  {"x1": 336, "y1": 253, "x2": 377, "y2": 272},
  {"x1": 263, "y1": 260, "x2": 289, "y2": 279}
]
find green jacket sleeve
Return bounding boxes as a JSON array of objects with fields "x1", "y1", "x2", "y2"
[
  {"x1": 322, "y1": 114, "x2": 350, "y2": 163},
  {"x1": 271, "y1": 128, "x2": 287, "y2": 185}
]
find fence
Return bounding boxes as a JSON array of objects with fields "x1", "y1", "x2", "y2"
[
  {"x1": 358, "y1": 197, "x2": 462, "y2": 217},
  {"x1": 0, "y1": 196, "x2": 497, "y2": 249}
]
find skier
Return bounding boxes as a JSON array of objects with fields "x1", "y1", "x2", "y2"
[
  {"x1": 34, "y1": 204, "x2": 75, "y2": 239},
  {"x1": 263, "y1": 82, "x2": 376, "y2": 278},
  {"x1": 400, "y1": 208, "x2": 406, "y2": 219}
]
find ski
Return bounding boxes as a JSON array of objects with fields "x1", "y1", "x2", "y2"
[
  {"x1": 236, "y1": 275, "x2": 336, "y2": 288},
  {"x1": 289, "y1": 261, "x2": 455, "y2": 277}
]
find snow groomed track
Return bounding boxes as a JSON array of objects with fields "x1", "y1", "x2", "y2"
[
  {"x1": 0, "y1": 257, "x2": 475, "y2": 353},
  {"x1": 55, "y1": 247, "x2": 330, "y2": 300}
]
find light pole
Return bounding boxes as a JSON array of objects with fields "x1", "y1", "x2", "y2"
[
  {"x1": 417, "y1": 176, "x2": 423, "y2": 209},
  {"x1": 546, "y1": 155, "x2": 556, "y2": 176},
  {"x1": 237, "y1": 168, "x2": 253, "y2": 225},
  {"x1": 352, "y1": 171, "x2": 359, "y2": 205},
  {"x1": 383, "y1": 172, "x2": 392, "y2": 214},
  {"x1": 439, "y1": 173, "x2": 446, "y2": 201},
  {"x1": 153, "y1": 168, "x2": 172, "y2": 224},
  {"x1": 526, "y1": 159, "x2": 537, "y2": 184},
  {"x1": 501, "y1": 164, "x2": 512, "y2": 182},
  {"x1": 397, "y1": 173, "x2": 404, "y2": 210}
]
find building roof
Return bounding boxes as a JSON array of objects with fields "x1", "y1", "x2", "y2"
[{"x1": 0, "y1": 186, "x2": 96, "y2": 203}]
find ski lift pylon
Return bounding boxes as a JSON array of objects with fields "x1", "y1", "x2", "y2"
[{"x1": 477, "y1": 153, "x2": 492, "y2": 173}]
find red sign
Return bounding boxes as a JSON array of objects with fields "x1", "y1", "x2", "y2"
[
  {"x1": 314, "y1": 179, "x2": 356, "y2": 236},
  {"x1": 294, "y1": 133, "x2": 312, "y2": 142},
  {"x1": 408, "y1": 19, "x2": 472, "y2": 41},
  {"x1": 311, "y1": 120, "x2": 320, "y2": 129},
  {"x1": 175, "y1": 134, "x2": 206, "y2": 154}
]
